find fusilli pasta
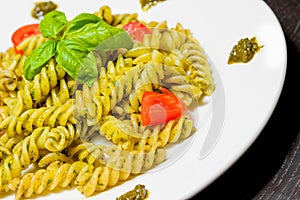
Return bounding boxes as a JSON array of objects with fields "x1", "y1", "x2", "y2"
[{"x1": 0, "y1": 4, "x2": 214, "y2": 199}]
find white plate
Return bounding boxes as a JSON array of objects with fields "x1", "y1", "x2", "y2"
[{"x1": 0, "y1": 0, "x2": 286, "y2": 199}]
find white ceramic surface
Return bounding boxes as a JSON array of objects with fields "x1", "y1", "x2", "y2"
[{"x1": 0, "y1": 0, "x2": 286, "y2": 199}]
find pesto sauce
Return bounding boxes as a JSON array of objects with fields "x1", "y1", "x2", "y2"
[
  {"x1": 31, "y1": 1, "x2": 58, "y2": 20},
  {"x1": 140, "y1": 0, "x2": 166, "y2": 11},
  {"x1": 228, "y1": 37, "x2": 263, "y2": 64},
  {"x1": 116, "y1": 184, "x2": 149, "y2": 200}
]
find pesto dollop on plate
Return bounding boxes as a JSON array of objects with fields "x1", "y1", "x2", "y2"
[{"x1": 228, "y1": 37, "x2": 263, "y2": 64}]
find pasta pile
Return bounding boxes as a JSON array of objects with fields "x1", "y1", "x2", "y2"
[{"x1": 0, "y1": 5, "x2": 214, "y2": 199}]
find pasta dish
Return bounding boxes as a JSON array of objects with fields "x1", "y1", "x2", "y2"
[{"x1": 0, "y1": 5, "x2": 214, "y2": 199}]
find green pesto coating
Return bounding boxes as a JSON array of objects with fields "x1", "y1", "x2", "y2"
[
  {"x1": 31, "y1": 1, "x2": 58, "y2": 19},
  {"x1": 140, "y1": 0, "x2": 166, "y2": 11},
  {"x1": 116, "y1": 184, "x2": 148, "y2": 200},
  {"x1": 228, "y1": 37, "x2": 262, "y2": 64}
]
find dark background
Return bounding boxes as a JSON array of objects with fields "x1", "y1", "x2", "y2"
[{"x1": 192, "y1": 0, "x2": 300, "y2": 200}]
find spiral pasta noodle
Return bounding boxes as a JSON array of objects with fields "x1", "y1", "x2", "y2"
[
  {"x1": 65, "y1": 141, "x2": 166, "y2": 172},
  {"x1": 0, "y1": 143, "x2": 11, "y2": 162},
  {"x1": 0, "y1": 123, "x2": 78, "y2": 192},
  {"x1": 179, "y1": 36, "x2": 214, "y2": 95},
  {"x1": 99, "y1": 114, "x2": 194, "y2": 151},
  {"x1": 0, "y1": 5, "x2": 215, "y2": 199},
  {"x1": 134, "y1": 21, "x2": 215, "y2": 96},
  {"x1": 11, "y1": 161, "x2": 92, "y2": 199},
  {"x1": 77, "y1": 151, "x2": 165, "y2": 197},
  {"x1": 0, "y1": 133, "x2": 21, "y2": 160},
  {"x1": 0, "y1": 105, "x2": 10, "y2": 124},
  {"x1": 15, "y1": 35, "x2": 47, "y2": 57},
  {"x1": 66, "y1": 142, "x2": 106, "y2": 165},
  {"x1": 0, "y1": 70, "x2": 18, "y2": 92},
  {"x1": 127, "y1": 48, "x2": 203, "y2": 102},
  {"x1": 11, "y1": 143, "x2": 166, "y2": 199},
  {"x1": 71, "y1": 54, "x2": 135, "y2": 127},
  {"x1": 37, "y1": 152, "x2": 73, "y2": 168},
  {"x1": 0, "y1": 99, "x2": 76, "y2": 137},
  {"x1": 77, "y1": 55, "x2": 196, "y2": 124},
  {"x1": 0, "y1": 47, "x2": 26, "y2": 78},
  {"x1": 94, "y1": 5, "x2": 138, "y2": 27},
  {"x1": 1, "y1": 58, "x2": 67, "y2": 117},
  {"x1": 112, "y1": 60, "x2": 201, "y2": 116}
]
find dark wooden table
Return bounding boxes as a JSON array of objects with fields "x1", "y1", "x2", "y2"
[{"x1": 192, "y1": 0, "x2": 300, "y2": 199}]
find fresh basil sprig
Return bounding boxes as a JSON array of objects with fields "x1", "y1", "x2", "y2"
[
  {"x1": 39, "y1": 10, "x2": 67, "y2": 39},
  {"x1": 23, "y1": 10, "x2": 133, "y2": 86},
  {"x1": 23, "y1": 40, "x2": 57, "y2": 80}
]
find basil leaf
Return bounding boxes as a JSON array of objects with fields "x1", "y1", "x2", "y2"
[
  {"x1": 65, "y1": 20, "x2": 111, "y2": 49},
  {"x1": 56, "y1": 40, "x2": 98, "y2": 86},
  {"x1": 40, "y1": 10, "x2": 67, "y2": 39},
  {"x1": 24, "y1": 40, "x2": 57, "y2": 80},
  {"x1": 95, "y1": 31, "x2": 133, "y2": 51},
  {"x1": 64, "y1": 13, "x2": 101, "y2": 36},
  {"x1": 23, "y1": 10, "x2": 133, "y2": 86},
  {"x1": 65, "y1": 20, "x2": 133, "y2": 51},
  {"x1": 76, "y1": 52, "x2": 98, "y2": 86}
]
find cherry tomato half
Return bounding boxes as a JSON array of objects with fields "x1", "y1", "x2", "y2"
[
  {"x1": 11, "y1": 23, "x2": 40, "y2": 54},
  {"x1": 141, "y1": 87, "x2": 187, "y2": 126},
  {"x1": 123, "y1": 21, "x2": 152, "y2": 42}
]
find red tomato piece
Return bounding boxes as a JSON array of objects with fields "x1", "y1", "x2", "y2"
[
  {"x1": 11, "y1": 23, "x2": 40, "y2": 54},
  {"x1": 122, "y1": 21, "x2": 152, "y2": 42},
  {"x1": 141, "y1": 87, "x2": 187, "y2": 126}
]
